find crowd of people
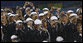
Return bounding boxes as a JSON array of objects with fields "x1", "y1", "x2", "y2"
[{"x1": 1, "y1": 1, "x2": 82, "y2": 42}]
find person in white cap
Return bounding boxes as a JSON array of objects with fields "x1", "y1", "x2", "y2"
[
  {"x1": 24, "y1": 18, "x2": 35, "y2": 42},
  {"x1": 57, "y1": 14, "x2": 72, "y2": 42},
  {"x1": 33, "y1": 19, "x2": 49, "y2": 42},
  {"x1": 69, "y1": 13, "x2": 78, "y2": 25},
  {"x1": 24, "y1": 7, "x2": 31, "y2": 19},
  {"x1": 76, "y1": 8, "x2": 82, "y2": 21},
  {"x1": 15, "y1": 20, "x2": 27, "y2": 42},
  {"x1": 43, "y1": 11, "x2": 51, "y2": 24},
  {"x1": 15, "y1": 20, "x2": 23, "y2": 30},
  {"x1": 50, "y1": 16, "x2": 58, "y2": 27},
  {"x1": 16, "y1": 20, "x2": 22, "y2": 24},
  {"x1": 1, "y1": 15, "x2": 9, "y2": 42},
  {"x1": 43, "y1": 8, "x2": 49, "y2": 12},
  {"x1": 76, "y1": 8, "x2": 82, "y2": 15},
  {"x1": 1, "y1": 15, "x2": 13, "y2": 42},
  {"x1": 59, "y1": 14, "x2": 78, "y2": 42},
  {"x1": 43, "y1": 11, "x2": 48, "y2": 20},
  {"x1": 39, "y1": 11, "x2": 50, "y2": 30},
  {"x1": 30, "y1": 12, "x2": 38, "y2": 20},
  {"x1": 56, "y1": 36, "x2": 64, "y2": 42},
  {"x1": 66, "y1": 10, "x2": 74, "y2": 16},
  {"x1": 11, "y1": 35, "x2": 19, "y2": 42},
  {"x1": 16, "y1": 9, "x2": 24, "y2": 20},
  {"x1": 25, "y1": 18, "x2": 34, "y2": 30},
  {"x1": 47, "y1": 16, "x2": 58, "y2": 42},
  {"x1": 39, "y1": 13, "x2": 45, "y2": 20},
  {"x1": 73, "y1": 20, "x2": 82, "y2": 42},
  {"x1": 6, "y1": 13, "x2": 17, "y2": 42}
]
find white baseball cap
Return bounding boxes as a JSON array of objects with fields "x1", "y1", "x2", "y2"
[
  {"x1": 39, "y1": 13, "x2": 44, "y2": 16},
  {"x1": 44, "y1": 11, "x2": 48, "y2": 15},
  {"x1": 16, "y1": 20, "x2": 22, "y2": 24},
  {"x1": 11, "y1": 35, "x2": 18, "y2": 39},
  {"x1": 67, "y1": 10, "x2": 74, "y2": 13},
  {"x1": 43, "y1": 8, "x2": 49, "y2": 11},
  {"x1": 56, "y1": 36, "x2": 64, "y2": 42},
  {"x1": 69, "y1": 13, "x2": 78, "y2": 18},
  {"x1": 76, "y1": 8, "x2": 80, "y2": 12},
  {"x1": 34, "y1": 19, "x2": 42, "y2": 24},
  {"x1": 26, "y1": 18, "x2": 33, "y2": 22},
  {"x1": 9, "y1": 14, "x2": 15, "y2": 17},
  {"x1": 50, "y1": 16, "x2": 58, "y2": 20},
  {"x1": 8, "y1": 13, "x2": 12, "y2": 15},
  {"x1": 30, "y1": 12, "x2": 37, "y2": 16}
]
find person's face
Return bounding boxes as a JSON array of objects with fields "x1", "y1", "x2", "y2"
[
  {"x1": 27, "y1": 21, "x2": 33, "y2": 26},
  {"x1": 70, "y1": 16, "x2": 77, "y2": 23},
  {"x1": 16, "y1": 10, "x2": 22, "y2": 15},
  {"x1": 36, "y1": 8, "x2": 39, "y2": 12},
  {"x1": 39, "y1": 16, "x2": 43, "y2": 20},
  {"x1": 61, "y1": 11, "x2": 64, "y2": 14},
  {"x1": 62, "y1": 16, "x2": 68, "y2": 22},
  {"x1": 78, "y1": 8, "x2": 82, "y2": 13},
  {"x1": 79, "y1": 15, "x2": 82, "y2": 20},
  {"x1": 3, "y1": 11, "x2": 7, "y2": 15},
  {"x1": 1, "y1": 15, "x2": 7, "y2": 24},
  {"x1": 50, "y1": 20, "x2": 56, "y2": 25},
  {"x1": 42, "y1": 21, "x2": 47, "y2": 28},
  {"x1": 44, "y1": 15, "x2": 47, "y2": 18},
  {"x1": 14, "y1": 16, "x2": 18, "y2": 20},
  {"x1": 11, "y1": 16, "x2": 15, "y2": 20},
  {"x1": 30, "y1": 3, "x2": 34, "y2": 6},
  {"x1": 47, "y1": 12, "x2": 50, "y2": 18},
  {"x1": 80, "y1": 8, "x2": 82, "y2": 13},
  {"x1": 17, "y1": 23, "x2": 23, "y2": 28},
  {"x1": 77, "y1": 23, "x2": 81, "y2": 29},
  {"x1": 32, "y1": 14, "x2": 35, "y2": 18},
  {"x1": 35, "y1": 15, "x2": 38, "y2": 19},
  {"x1": 43, "y1": 16, "x2": 46, "y2": 20},
  {"x1": 32, "y1": 14, "x2": 37, "y2": 20},
  {"x1": 77, "y1": 23, "x2": 82, "y2": 33},
  {"x1": 25, "y1": 2, "x2": 29, "y2": 6},
  {"x1": 26, "y1": 9, "x2": 31, "y2": 14}
]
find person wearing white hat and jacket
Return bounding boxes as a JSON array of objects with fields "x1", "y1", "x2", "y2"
[
  {"x1": 47, "y1": 16, "x2": 59, "y2": 42},
  {"x1": 24, "y1": 18, "x2": 35, "y2": 42},
  {"x1": 33, "y1": 19, "x2": 49, "y2": 42},
  {"x1": 15, "y1": 20, "x2": 26, "y2": 42}
]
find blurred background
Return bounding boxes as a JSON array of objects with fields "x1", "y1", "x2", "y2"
[{"x1": 1, "y1": 1, "x2": 82, "y2": 13}]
